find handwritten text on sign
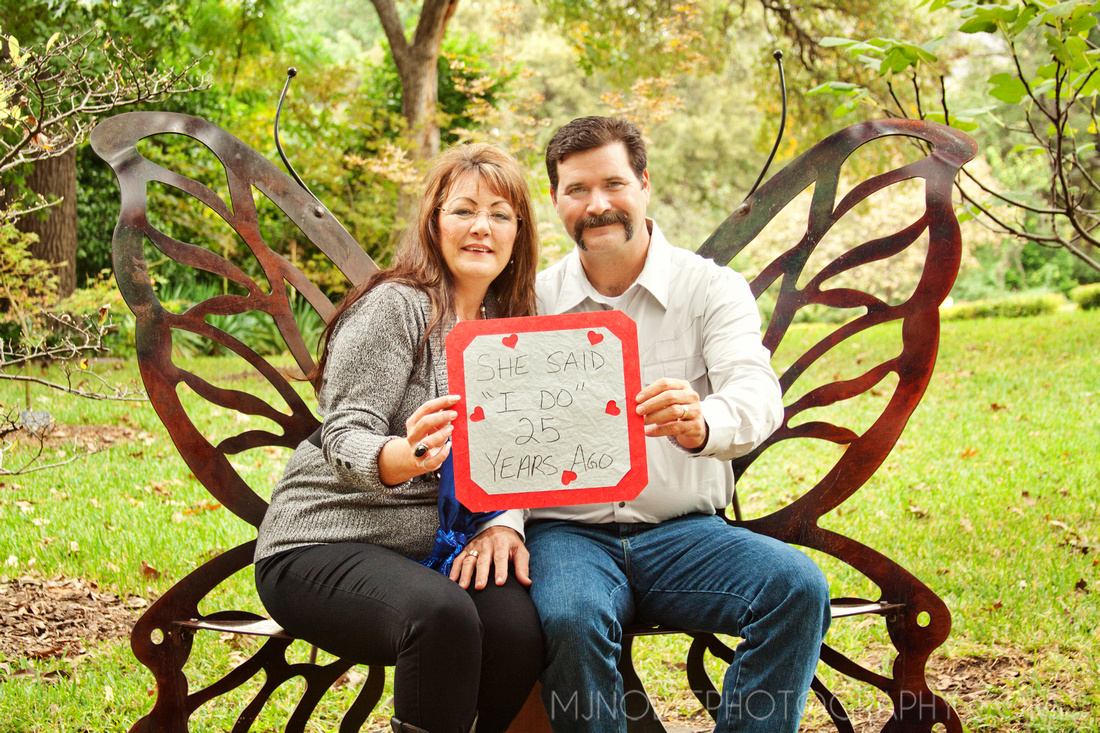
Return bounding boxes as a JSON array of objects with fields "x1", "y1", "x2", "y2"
[{"x1": 446, "y1": 311, "x2": 647, "y2": 511}]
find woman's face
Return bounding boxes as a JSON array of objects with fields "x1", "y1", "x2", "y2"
[{"x1": 438, "y1": 172, "x2": 518, "y2": 292}]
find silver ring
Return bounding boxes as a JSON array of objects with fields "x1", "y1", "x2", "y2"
[{"x1": 467, "y1": 549, "x2": 479, "y2": 560}]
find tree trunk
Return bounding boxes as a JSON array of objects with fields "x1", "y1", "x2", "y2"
[
  {"x1": 399, "y1": 45, "x2": 442, "y2": 161},
  {"x1": 18, "y1": 149, "x2": 78, "y2": 300},
  {"x1": 371, "y1": 0, "x2": 459, "y2": 162}
]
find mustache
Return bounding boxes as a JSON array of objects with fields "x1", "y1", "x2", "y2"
[{"x1": 574, "y1": 210, "x2": 633, "y2": 249}]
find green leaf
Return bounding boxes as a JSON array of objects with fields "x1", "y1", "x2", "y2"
[
  {"x1": 1065, "y1": 13, "x2": 1099, "y2": 36},
  {"x1": 1064, "y1": 37, "x2": 1093, "y2": 71},
  {"x1": 883, "y1": 47, "x2": 918, "y2": 74},
  {"x1": 988, "y1": 72, "x2": 1027, "y2": 103},
  {"x1": 1076, "y1": 71, "x2": 1100, "y2": 98},
  {"x1": 821, "y1": 37, "x2": 858, "y2": 48},
  {"x1": 1008, "y1": 5, "x2": 1040, "y2": 36},
  {"x1": 1035, "y1": 61, "x2": 1060, "y2": 80},
  {"x1": 807, "y1": 81, "x2": 861, "y2": 96},
  {"x1": 833, "y1": 101, "x2": 857, "y2": 118},
  {"x1": 1009, "y1": 143, "x2": 1043, "y2": 154},
  {"x1": 925, "y1": 113, "x2": 978, "y2": 132},
  {"x1": 7, "y1": 34, "x2": 24, "y2": 68},
  {"x1": 954, "y1": 105, "x2": 998, "y2": 118},
  {"x1": 1042, "y1": 1, "x2": 1079, "y2": 19},
  {"x1": 1045, "y1": 32, "x2": 1072, "y2": 65},
  {"x1": 855, "y1": 53, "x2": 887, "y2": 75},
  {"x1": 958, "y1": 17, "x2": 998, "y2": 34},
  {"x1": 920, "y1": 38, "x2": 947, "y2": 55}
]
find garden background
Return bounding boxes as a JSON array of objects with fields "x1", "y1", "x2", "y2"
[{"x1": 1, "y1": 0, "x2": 1098, "y2": 730}]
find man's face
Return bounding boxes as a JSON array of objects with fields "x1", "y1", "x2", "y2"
[{"x1": 552, "y1": 142, "x2": 650, "y2": 255}]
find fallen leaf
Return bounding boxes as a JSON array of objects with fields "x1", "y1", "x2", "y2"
[
  {"x1": 183, "y1": 503, "x2": 222, "y2": 515},
  {"x1": 960, "y1": 447, "x2": 979, "y2": 459},
  {"x1": 334, "y1": 669, "x2": 366, "y2": 689},
  {"x1": 1075, "y1": 579, "x2": 1089, "y2": 594},
  {"x1": 139, "y1": 561, "x2": 161, "y2": 580}
]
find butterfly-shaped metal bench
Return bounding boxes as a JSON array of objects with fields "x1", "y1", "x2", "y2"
[{"x1": 92, "y1": 111, "x2": 976, "y2": 733}]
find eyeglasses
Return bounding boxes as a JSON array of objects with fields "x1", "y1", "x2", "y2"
[{"x1": 439, "y1": 206, "x2": 520, "y2": 228}]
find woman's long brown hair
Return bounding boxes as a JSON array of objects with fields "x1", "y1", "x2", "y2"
[{"x1": 307, "y1": 143, "x2": 539, "y2": 388}]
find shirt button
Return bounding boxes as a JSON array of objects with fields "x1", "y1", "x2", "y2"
[{"x1": 618, "y1": 502, "x2": 626, "y2": 508}]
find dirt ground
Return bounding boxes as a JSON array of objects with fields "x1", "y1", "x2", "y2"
[{"x1": 0, "y1": 572, "x2": 145, "y2": 666}]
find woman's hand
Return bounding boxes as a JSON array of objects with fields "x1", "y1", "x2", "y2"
[
  {"x1": 449, "y1": 527, "x2": 531, "y2": 590},
  {"x1": 377, "y1": 394, "x2": 460, "y2": 486}
]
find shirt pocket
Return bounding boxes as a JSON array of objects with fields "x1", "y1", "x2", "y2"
[{"x1": 641, "y1": 330, "x2": 708, "y2": 389}]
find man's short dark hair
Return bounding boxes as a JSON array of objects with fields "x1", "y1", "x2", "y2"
[{"x1": 545, "y1": 116, "x2": 647, "y2": 195}]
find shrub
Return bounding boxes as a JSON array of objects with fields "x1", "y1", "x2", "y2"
[
  {"x1": 60, "y1": 272, "x2": 135, "y2": 357},
  {"x1": 940, "y1": 292, "x2": 1065, "y2": 321},
  {"x1": 1070, "y1": 283, "x2": 1100, "y2": 311}
]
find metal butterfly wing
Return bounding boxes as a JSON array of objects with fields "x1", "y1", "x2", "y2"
[
  {"x1": 693, "y1": 118, "x2": 978, "y2": 732},
  {"x1": 91, "y1": 111, "x2": 381, "y2": 731}
]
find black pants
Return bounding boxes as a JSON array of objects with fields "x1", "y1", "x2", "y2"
[{"x1": 256, "y1": 542, "x2": 544, "y2": 733}]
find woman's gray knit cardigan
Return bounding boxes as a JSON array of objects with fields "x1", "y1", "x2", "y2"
[{"x1": 255, "y1": 282, "x2": 491, "y2": 562}]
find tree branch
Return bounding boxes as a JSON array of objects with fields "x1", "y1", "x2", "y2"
[
  {"x1": 370, "y1": 0, "x2": 412, "y2": 68},
  {"x1": 0, "y1": 29, "x2": 206, "y2": 174},
  {"x1": 0, "y1": 373, "x2": 148, "y2": 401}
]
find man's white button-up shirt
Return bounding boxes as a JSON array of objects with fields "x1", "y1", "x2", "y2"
[{"x1": 526, "y1": 220, "x2": 784, "y2": 524}]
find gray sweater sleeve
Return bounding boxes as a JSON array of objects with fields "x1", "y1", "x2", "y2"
[{"x1": 316, "y1": 282, "x2": 431, "y2": 497}]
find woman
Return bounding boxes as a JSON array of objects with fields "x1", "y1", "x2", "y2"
[{"x1": 255, "y1": 144, "x2": 543, "y2": 733}]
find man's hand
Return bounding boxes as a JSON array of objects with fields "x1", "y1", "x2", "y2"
[
  {"x1": 449, "y1": 526, "x2": 531, "y2": 590},
  {"x1": 636, "y1": 378, "x2": 707, "y2": 451}
]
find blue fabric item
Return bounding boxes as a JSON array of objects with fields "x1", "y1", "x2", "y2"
[
  {"x1": 526, "y1": 514, "x2": 831, "y2": 733},
  {"x1": 419, "y1": 453, "x2": 503, "y2": 576}
]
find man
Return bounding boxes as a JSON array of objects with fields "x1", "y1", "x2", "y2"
[{"x1": 525, "y1": 116, "x2": 831, "y2": 733}]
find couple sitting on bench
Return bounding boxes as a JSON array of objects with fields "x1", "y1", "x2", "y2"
[{"x1": 253, "y1": 115, "x2": 831, "y2": 733}]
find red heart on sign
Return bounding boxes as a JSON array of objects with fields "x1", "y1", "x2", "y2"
[
  {"x1": 470, "y1": 406, "x2": 485, "y2": 422},
  {"x1": 502, "y1": 334, "x2": 518, "y2": 348},
  {"x1": 587, "y1": 331, "x2": 603, "y2": 345},
  {"x1": 561, "y1": 470, "x2": 578, "y2": 486},
  {"x1": 605, "y1": 400, "x2": 620, "y2": 416}
]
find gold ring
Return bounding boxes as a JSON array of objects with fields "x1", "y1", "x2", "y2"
[
  {"x1": 467, "y1": 549, "x2": 479, "y2": 560},
  {"x1": 678, "y1": 404, "x2": 687, "y2": 420}
]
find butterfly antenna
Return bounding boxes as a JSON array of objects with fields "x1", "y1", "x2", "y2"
[
  {"x1": 275, "y1": 67, "x2": 318, "y2": 200},
  {"x1": 745, "y1": 50, "x2": 787, "y2": 199}
]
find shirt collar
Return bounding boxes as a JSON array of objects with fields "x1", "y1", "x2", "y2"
[{"x1": 554, "y1": 218, "x2": 673, "y2": 312}]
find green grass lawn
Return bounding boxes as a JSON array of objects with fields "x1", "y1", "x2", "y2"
[{"x1": 1, "y1": 308, "x2": 1097, "y2": 731}]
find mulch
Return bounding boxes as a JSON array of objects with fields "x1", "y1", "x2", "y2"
[
  {"x1": 0, "y1": 573, "x2": 147, "y2": 668},
  {"x1": 5, "y1": 423, "x2": 157, "y2": 452}
]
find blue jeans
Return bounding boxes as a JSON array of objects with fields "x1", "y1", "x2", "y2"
[{"x1": 526, "y1": 514, "x2": 830, "y2": 733}]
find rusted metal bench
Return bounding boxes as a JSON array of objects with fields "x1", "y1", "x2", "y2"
[{"x1": 92, "y1": 111, "x2": 975, "y2": 733}]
